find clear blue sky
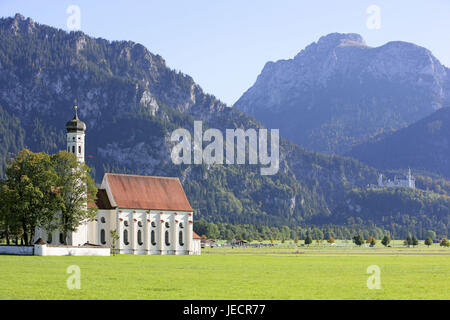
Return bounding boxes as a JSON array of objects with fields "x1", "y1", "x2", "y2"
[{"x1": 1, "y1": 0, "x2": 450, "y2": 105}]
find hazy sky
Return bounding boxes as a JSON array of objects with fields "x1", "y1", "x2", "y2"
[{"x1": 1, "y1": 1, "x2": 450, "y2": 105}]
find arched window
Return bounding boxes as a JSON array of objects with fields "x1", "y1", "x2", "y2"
[
  {"x1": 165, "y1": 230, "x2": 170, "y2": 246},
  {"x1": 59, "y1": 232, "x2": 64, "y2": 244},
  {"x1": 151, "y1": 230, "x2": 156, "y2": 246},
  {"x1": 67, "y1": 147, "x2": 70, "y2": 152},
  {"x1": 72, "y1": 146, "x2": 75, "y2": 153},
  {"x1": 124, "y1": 221, "x2": 129, "y2": 227},
  {"x1": 179, "y1": 231, "x2": 184, "y2": 246},
  {"x1": 179, "y1": 222, "x2": 184, "y2": 228},
  {"x1": 165, "y1": 222, "x2": 170, "y2": 228},
  {"x1": 100, "y1": 217, "x2": 106, "y2": 223},
  {"x1": 138, "y1": 221, "x2": 143, "y2": 227},
  {"x1": 78, "y1": 146, "x2": 81, "y2": 154},
  {"x1": 137, "y1": 230, "x2": 143, "y2": 246},
  {"x1": 123, "y1": 229, "x2": 129, "y2": 245},
  {"x1": 100, "y1": 229, "x2": 106, "y2": 245},
  {"x1": 47, "y1": 233, "x2": 52, "y2": 244},
  {"x1": 151, "y1": 221, "x2": 156, "y2": 228}
]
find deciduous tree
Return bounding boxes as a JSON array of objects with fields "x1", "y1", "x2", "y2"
[{"x1": 51, "y1": 151, "x2": 98, "y2": 244}]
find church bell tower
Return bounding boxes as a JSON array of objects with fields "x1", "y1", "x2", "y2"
[{"x1": 66, "y1": 104, "x2": 86, "y2": 163}]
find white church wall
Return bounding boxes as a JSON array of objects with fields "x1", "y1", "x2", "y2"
[
  {"x1": 34, "y1": 244, "x2": 110, "y2": 256},
  {"x1": 192, "y1": 239, "x2": 201, "y2": 255},
  {"x1": 112, "y1": 209, "x2": 193, "y2": 255}
]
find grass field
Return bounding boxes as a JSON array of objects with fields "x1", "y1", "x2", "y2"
[{"x1": 0, "y1": 246, "x2": 449, "y2": 300}]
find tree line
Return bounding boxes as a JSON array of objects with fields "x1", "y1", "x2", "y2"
[{"x1": 0, "y1": 149, "x2": 97, "y2": 245}]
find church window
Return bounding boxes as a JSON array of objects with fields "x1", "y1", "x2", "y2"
[
  {"x1": 137, "y1": 230, "x2": 143, "y2": 246},
  {"x1": 151, "y1": 221, "x2": 156, "y2": 228},
  {"x1": 123, "y1": 229, "x2": 129, "y2": 245},
  {"x1": 179, "y1": 231, "x2": 184, "y2": 246},
  {"x1": 100, "y1": 217, "x2": 106, "y2": 223},
  {"x1": 72, "y1": 146, "x2": 75, "y2": 153},
  {"x1": 179, "y1": 222, "x2": 184, "y2": 228},
  {"x1": 100, "y1": 229, "x2": 106, "y2": 245},
  {"x1": 138, "y1": 221, "x2": 143, "y2": 227},
  {"x1": 165, "y1": 222, "x2": 170, "y2": 228},
  {"x1": 151, "y1": 230, "x2": 156, "y2": 245},
  {"x1": 165, "y1": 231, "x2": 170, "y2": 246},
  {"x1": 78, "y1": 146, "x2": 81, "y2": 154},
  {"x1": 59, "y1": 232, "x2": 64, "y2": 244},
  {"x1": 124, "y1": 221, "x2": 129, "y2": 227},
  {"x1": 67, "y1": 147, "x2": 70, "y2": 152},
  {"x1": 47, "y1": 233, "x2": 52, "y2": 244}
]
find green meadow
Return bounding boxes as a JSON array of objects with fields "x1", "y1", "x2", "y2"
[{"x1": 0, "y1": 246, "x2": 449, "y2": 300}]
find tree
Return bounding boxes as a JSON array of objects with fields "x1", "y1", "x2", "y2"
[
  {"x1": 353, "y1": 234, "x2": 363, "y2": 246},
  {"x1": 1, "y1": 150, "x2": 61, "y2": 245},
  {"x1": 412, "y1": 236, "x2": 419, "y2": 247},
  {"x1": 305, "y1": 235, "x2": 312, "y2": 246},
  {"x1": 294, "y1": 236, "x2": 299, "y2": 245},
  {"x1": 366, "y1": 236, "x2": 376, "y2": 244},
  {"x1": 370, "y1": 237, "x2": 376, "y2": 246},
  {"x1": 326, "y1": 237, "x2": 334, "y2": 244},
  {"x1": 424, "y1": 237, "x2": 433, "y2": 247},
  {"x1": 109, "y1": 229, "x2": 120, "y2": 255},
  {"x1": 440, "y1": 238, "x2": 450, "y2": 247},
  {"x1": 51, "y1": 151, "x2": 98, "y2": 244},
  {"x1": 405, "y1": 235, "x2": 413, "y2": 247},
  {"x1": 381, "y1": 235, "x2": 390, "y2": 247},
  {"x1": 424, "y1": 230, "x2": 436, "y2": 240}
]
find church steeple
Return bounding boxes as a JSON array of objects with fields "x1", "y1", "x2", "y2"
[{"x1": 66, "y1": 103, "x2": 86, "y2": 163}]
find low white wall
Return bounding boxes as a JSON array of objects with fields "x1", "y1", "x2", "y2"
[
  {"x1": 0, "y1": 245, "x2": 34, "y2": 255},
  {"x1": 35, "y1": 245, "x2": 110, "y2": 256}
]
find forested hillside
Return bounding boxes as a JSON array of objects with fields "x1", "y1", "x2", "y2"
[{"x1": 0, "y1": 14, "x2": 448, "y2": 237}]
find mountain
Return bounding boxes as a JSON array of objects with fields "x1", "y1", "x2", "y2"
[
  {"x1": 0, "y1": 14, "x2": 380, "y2": 227},
  {"x1": 347, "y1": 107, "x2": 450, "y2": 178},
  {"x1": 0, "y1": 15, "x2": 448, "y2": 237},
  {"x1": 234, "y1": 33, "x2": 450, "y2": 155}
]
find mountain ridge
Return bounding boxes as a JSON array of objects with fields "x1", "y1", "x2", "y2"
[
  {"x1": 347, "y1": 107, "x2": 450, "y2": 178},
  {"x1": 235, "y1": 32, "x2": 450, "y2": 154}
]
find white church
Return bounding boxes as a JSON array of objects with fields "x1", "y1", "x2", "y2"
[{"x1": 36, "y1": 107, "x2": 201, "y2": 255}]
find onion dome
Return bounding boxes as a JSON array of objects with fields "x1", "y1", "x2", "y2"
[{"x1": 66, "y1": 105, "x2": 86, "y2": 132}]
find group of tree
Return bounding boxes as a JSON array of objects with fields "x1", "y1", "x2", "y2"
[
  {"x1": 0, "y1": 149, "x2": 97, "y2": 245},
  {"x1": 405, "y1": 235, "x2": 419, "y2": 247},
  {"x1": 193, "y1": 218, "x2": 450, "y2": 245}
]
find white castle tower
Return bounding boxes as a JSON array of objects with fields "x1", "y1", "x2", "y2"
[{"x1": 66, "y1": 105, "x2": 86, "y2": 163}]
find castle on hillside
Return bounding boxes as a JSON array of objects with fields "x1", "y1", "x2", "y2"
[{"x1": 369, "y1": 169, "x2": 415, "y2": 190}]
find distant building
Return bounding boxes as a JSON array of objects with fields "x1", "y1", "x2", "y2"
[
  {"x1": 370, "y1": 169, "x2": 415, "y2": 189},
  {"x1": 201, "y1": 238, "x2": 216, "y2": 248}
]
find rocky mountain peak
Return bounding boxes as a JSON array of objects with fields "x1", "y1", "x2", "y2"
[
  {"x1": 9, "y1": 13, "x2": 35, "y2": 35},
  {"x1": 235, "y1": 33, "x2": 450, "y2": 154}
]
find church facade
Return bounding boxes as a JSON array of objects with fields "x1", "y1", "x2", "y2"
[{"x1": 37, "y1": 108, "x2": 201, "y2": 255}]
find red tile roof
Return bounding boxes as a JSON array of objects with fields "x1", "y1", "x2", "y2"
[
  {"x1": 105, "y1": 173, "x2": 193, "y2": 212},
  {"x1": 193, "y1": 232, "x2": 201, "y2": 239}
]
